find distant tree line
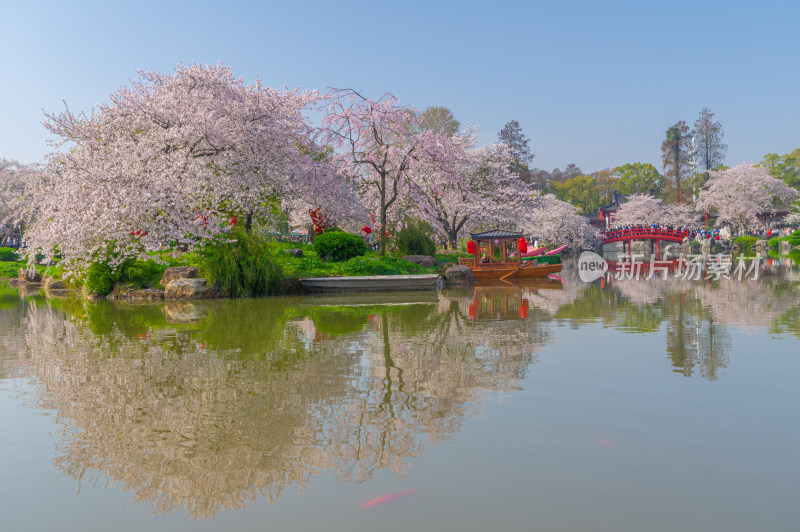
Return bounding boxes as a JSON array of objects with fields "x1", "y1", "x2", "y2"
[{"x1": 488, "y1": 109, "x2": 799, "y2": 217}]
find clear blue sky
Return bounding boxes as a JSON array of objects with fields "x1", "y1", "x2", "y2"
[{"x1": 2, "y1": 0, "x2": 798, "y2": 172}]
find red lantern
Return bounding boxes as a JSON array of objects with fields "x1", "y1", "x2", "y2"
[
  {"x1": 309, "y1": 208, "x2": 329, "y2": 234},
  {"x1": 520, "y1": 299, "x2": 529, "y2": 319},
  {"x1": 467, "y1": 241, "x2": 476, "y2": 254},
  {"x1": 518, "y1": 238, "x2": 527, "y2": 254}
]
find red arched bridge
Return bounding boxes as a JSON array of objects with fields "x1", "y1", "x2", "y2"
[{"x1": 602, "y1": 227, "x2": 689, "y2": 255}]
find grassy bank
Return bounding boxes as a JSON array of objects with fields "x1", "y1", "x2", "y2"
[{"x1": 1, "y1": 236, "x2": 440, "y2": 298}]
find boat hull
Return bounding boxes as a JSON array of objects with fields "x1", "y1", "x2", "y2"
[{"x1": 470, "y1": 262, "x2": 563, "y2": 281}]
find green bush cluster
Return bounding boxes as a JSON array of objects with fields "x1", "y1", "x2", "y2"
[
  {"x1": 537, "y1": 254, "x2": 562, "y2": 265},
  {"x1": 768, "y1": 237, "x2": 780, "y2": 248},
  {"x1": 203, "y1": 230, "x2": 283, "y2": 297},
  {"x1": 84, "y1": 259, "x2": 169, "y2": 295},
  {"x1": 117, "y1": 259, "x2": 168, "y2": 289},
  {"x1": 733, "y1": 236, "x2": 758, "y2": 249},
  {"x1": 0, "y1": 247, "x2": 20, "y2": 262},
  {"x1": 788, "y1": 230, "x2": 800, "y2": 247},
  {"x1": 314, "y1": 231, "x2": 366, "y2": 261},
  {"x1": 0, "y1": 261, "x2": 25, "y2": 278},
  {"x1": 523, "y1": 254, "x2": 562, "y2": 265},
  {"x1": 395, "y1": 222, "x2": 436, "y2": 256},
  {"x1": 345, "y1": 256, "x2": 428, "y2": 275},
  {"x1": 86, "y1": 262, "x2": 114, "y2": 295},
  {"x1": 435, "y1": 252, "x2": 471, "y2": 263}
]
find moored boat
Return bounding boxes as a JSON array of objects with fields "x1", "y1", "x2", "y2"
[{"x1": 459, "y1": 229, "x2": 563, "y2": 281}]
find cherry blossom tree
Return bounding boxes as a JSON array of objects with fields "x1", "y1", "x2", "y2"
[
  {"x1": 24, "y1": 63, "x2": 335, "y2": 273},
  {"x1": 0, "y1": 158, "x2": 41, "y2": 247},
  {"x1": 522, "y1": 194, "x2": 599, "y2": 248},
  {"x1": 696, "y1": 164, "x2": 799, "y2": 231},
  {"x1": 404, "y1": 129, "x2": 530, "y2": 248},
  {"x1": 283, "y1": 156, "x2": 366, "y2": 236},
  {"x1": 662, "y1": 203, "x2": 702, "y2": 229},
  {"x1": 783, "y1": 212, "x2": 800, "y2": 226},
  {"x1": 612, "y1": 193, "x2": 701, "y2": 229},
  {"x1": 321, "y1": 89, "x2": 428, "y2": 255},
  {"x1": 612, "y1": 194, "x2": 668, "y2": 226}
]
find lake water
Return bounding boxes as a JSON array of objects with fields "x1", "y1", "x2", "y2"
[{"x1": 1, "y1": 257, "x2": 799, "y2": 531}]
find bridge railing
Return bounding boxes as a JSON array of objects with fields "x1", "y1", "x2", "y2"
[{"x1": 602, "y1": 228, "x2": 689, "y2": 242}]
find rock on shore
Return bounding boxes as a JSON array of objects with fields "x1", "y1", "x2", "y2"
[{"x1": 164, "y1": 278, "x2": 211, "y2": 300}]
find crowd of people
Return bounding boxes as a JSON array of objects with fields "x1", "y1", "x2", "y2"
[{"x1": 607, "y1": 222, "x2": 798, "y2": 241}]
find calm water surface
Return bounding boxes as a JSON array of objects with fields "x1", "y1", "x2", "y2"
[{"x1": 1, "y1": 258, "x2": 799, "y2": 531}]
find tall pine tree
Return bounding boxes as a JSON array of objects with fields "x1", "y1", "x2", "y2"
[
  {"x1": 498, "y1": 119, "x2": 534, "y2": 185},
  {"x1": 661, "y1": 121, "x2": 692, "y2": 204},
  {"x1": 693, "y1": 108, "x2": 727, "y2": 181}
]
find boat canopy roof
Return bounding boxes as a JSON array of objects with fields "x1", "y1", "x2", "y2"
[{"x1": 470, "y1": 229, "x2": 524, "y2": 241}]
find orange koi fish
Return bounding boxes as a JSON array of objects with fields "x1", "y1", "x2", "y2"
[{"x1": 362, "y1": 489, "x2": 416, "y2": 508}]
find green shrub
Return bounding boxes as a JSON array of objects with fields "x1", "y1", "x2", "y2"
[
  {"x1": 202, "y1": 230, "x2": 284, "y2": 297},
  {"x1": 523, "y1": 254, "x2": 561, "y2": 265},
  {"x1": 733, "y1": 236, "x2": 758, "y2": 249},
  {"x1": 788, "y1": 230, "x2": 800, "y2": 247},
  {"x1": 314, "y1": 232, "x2": 366, "y2": 262},
  {"x1": 86, "y1": 262, "x2": 113, "y2": 296},
  {"x1": 0, "y1": 247, "x2": 20, "y2": 262},
  {"x1": 436, "y1": 252, "x2": 471, "y2": 263},
  {"x1": 0, "y1": 261, "x2": 24, "y2": 278},
  {"x1": 344, "y1": 256, "x2": 427, "y2": 275},
  {"x1": 768, "y1": 237, "x2": 780, "y2": 248},
  {"x1": 537, "y1": 254, "x2": 562, "y2": 265},
  {"x1": 395, "y1": 222, "x2": 436, "y2": 256},
  {"x1": 117, "y1": 260, "x2": 167, "y2": 289}
]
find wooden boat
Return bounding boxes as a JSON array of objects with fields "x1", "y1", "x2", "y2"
[{"x1": 460, "y1": 229, "x2": 563, "y2": 281}]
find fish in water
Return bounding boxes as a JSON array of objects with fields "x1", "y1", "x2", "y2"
[{"x1": 362, "y1": 489, "x2": 416, "y2": 508}]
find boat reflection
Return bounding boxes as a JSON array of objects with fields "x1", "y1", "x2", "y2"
[{"x1": 467, "y1": 278, "x2": 563, "y2": 320}]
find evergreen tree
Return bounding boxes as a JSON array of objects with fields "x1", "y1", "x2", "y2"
[
  {"x1": 498, "y1": 119, "x2": 534, "y2": 184},
  {"x1": 693, "y1": 108, "x2": 727, "y2": 180},
  {"x1": 661, "y1": 121, "x2": 693, "y2": 204}
]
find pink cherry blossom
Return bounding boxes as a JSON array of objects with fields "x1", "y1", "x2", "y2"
[
  {"x1": 522, "y1": 194, "x2": 599, "y2": 248},
  {"x1": 696, "y1": 164, "x2": 798, "y2": 230},
  {"x1": 23, "y1": 63, "x2": 345, "y2": 273}
]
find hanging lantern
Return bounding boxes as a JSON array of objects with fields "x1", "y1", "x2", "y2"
[
  {"x1": 518, "y1": 238, "x2": 527, "y2": 254},
  {"x1": 467, "y1": 241, "x2": 475, "y2": 254}
]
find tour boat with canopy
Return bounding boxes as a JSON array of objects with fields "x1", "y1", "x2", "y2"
[{"x1": 459, "y1": 229, "x2": 563, "y2": 281}]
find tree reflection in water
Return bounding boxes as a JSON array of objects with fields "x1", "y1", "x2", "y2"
[
  {"x1": 1, "y1": 264, "x2": 798, "y2": 518},
  {"x1": 10, "y1": 292, "x2": 549, "y2": 518}
]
